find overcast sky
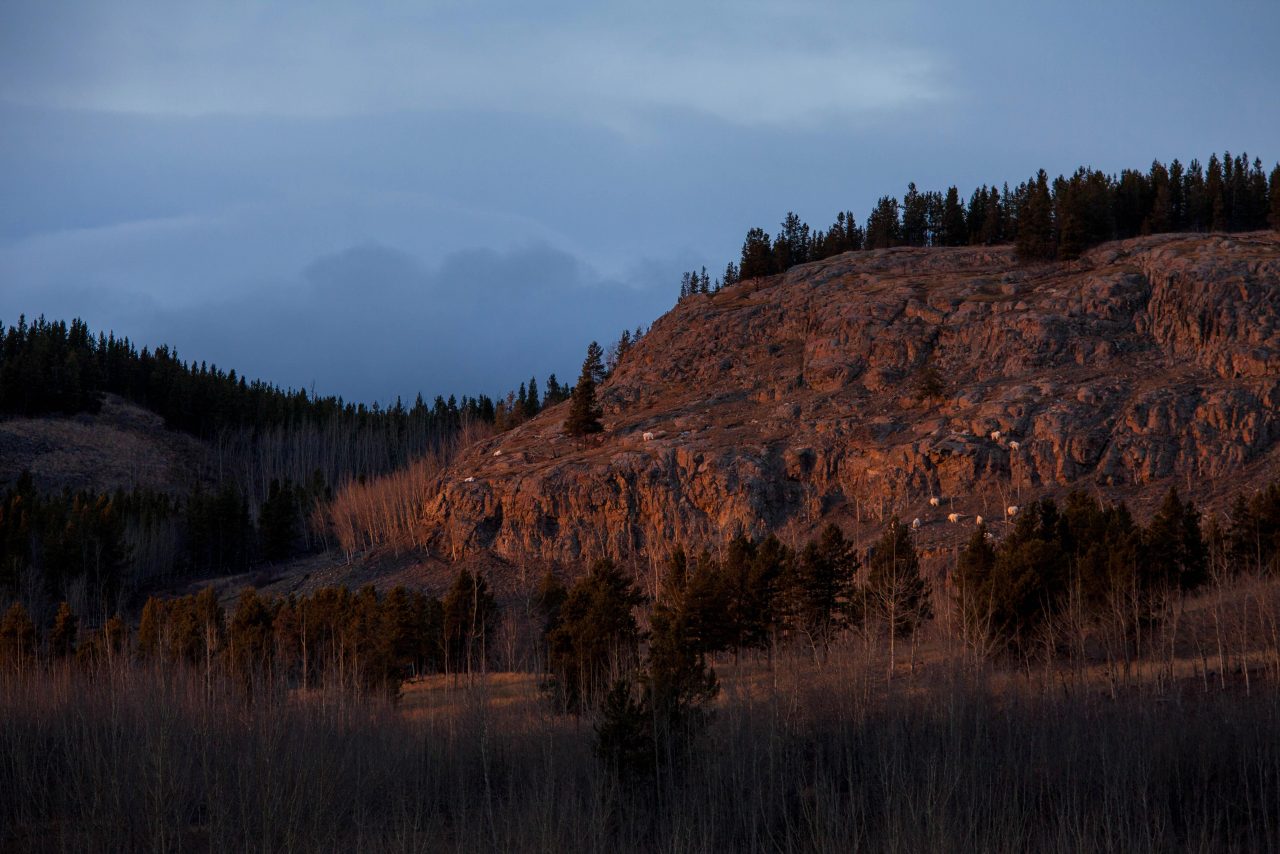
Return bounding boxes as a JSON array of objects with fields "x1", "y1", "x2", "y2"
[{"x1": 1, "y1": 1, "x2": 1277, "y2": 404}]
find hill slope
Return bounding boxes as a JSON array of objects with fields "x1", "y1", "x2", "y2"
[{"x1": 425, "y1": 232, "x2": 1280, "y2": 565}]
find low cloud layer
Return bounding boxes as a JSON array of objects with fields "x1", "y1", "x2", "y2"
[{"x1": 2, "y1": 240, "x2": 669, "y2": 403}]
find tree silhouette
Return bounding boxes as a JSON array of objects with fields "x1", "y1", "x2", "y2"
[{"x1": 564, "y1": 342, "x2": 604, "y2": 437}]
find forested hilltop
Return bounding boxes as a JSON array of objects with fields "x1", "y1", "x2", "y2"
[{"x1": 678, "y1": 151, "x2": 1280, "y2": 297}]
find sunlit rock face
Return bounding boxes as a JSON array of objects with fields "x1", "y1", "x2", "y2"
[{"x1": 423, "y1": 232, "x2": 1280, "y2": 568}]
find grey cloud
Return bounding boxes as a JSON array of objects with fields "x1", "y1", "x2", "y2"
[{"x1": 0, "y1": 2, "x2": 946, "y2": 128}]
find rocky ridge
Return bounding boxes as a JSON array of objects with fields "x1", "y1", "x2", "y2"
[{"x1": 423, "y1": 232, "x2": 1280, "y2": 567}]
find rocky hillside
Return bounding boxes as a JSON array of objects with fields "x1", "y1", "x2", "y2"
[{"x1": 424, "y1": 232, "x2": 1280, "y2": 566}]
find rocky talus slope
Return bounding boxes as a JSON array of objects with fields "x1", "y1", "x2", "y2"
[{"x1": 424, "y1": 232, "x2": 1280, "y2": 565}]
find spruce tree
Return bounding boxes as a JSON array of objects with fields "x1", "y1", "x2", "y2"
[
  {"x1": 1270, "y1": 164, "x2": 1280, "y2": 230},
  {"x1": 1143, "y1": 487, "x2": 1207, "y2": 591},
  {"x1": 0, "y1": 602, "x2": 36, "y2": 668},
  {"x1": 545, "y1": 559, "x2": 643, "y2": 711},
  {"x1": 738, "y1": 228, "x2": 775, "y2": 279},
  {"x1": 1015, "y1": 170, "x2": 1055, "y2": 261},
  {"x1": 865, "y1": 518, "x2": 931, "y2": 638},
  {"x1": 525, "y1": 376, "x2": 540, "y2": 417},
  {"x1": 941, "y1": 186, "x2": 968, "y2": 246},
  {"x1": 564, "y1": 342, "x2": 604, "y2": 437},
  {"x1": 441, "y1": 568, "x2": 496, "y2": 674},
  {"x1": 901, "y1": 182, "x2": 929, "y2": 246},
  {"x1": 865, "y1": 196, "x2": 902, "y2": 249},
  {"x1": 785, "y1": 524, "x2": 858, "y2": 655},
  {"x1": 50, "y1": 601, "x2": 77, "y2": 659}
]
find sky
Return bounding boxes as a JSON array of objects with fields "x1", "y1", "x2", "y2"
[{"x1": 1, "y1": 1, "x2": 1277, "y2": 405}]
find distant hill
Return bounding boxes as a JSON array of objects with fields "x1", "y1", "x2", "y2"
[{"x1": 424, "y1": 231, "x2": 1280, "y2": 565}]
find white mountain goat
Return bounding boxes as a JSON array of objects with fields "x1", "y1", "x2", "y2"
[
  {"x1": 464, "y1": 476, "x2": 475, "y2": 483},
  {"x1": 1008, "y1": 440, "x2": 1021, "y2": 451},
  {"x1": 948, "y1": 512, "x2": 961, "y2": 523},
  {"x1": 911, "y1": 518, "x2": 922, "y2": 530},
  {"x1": 990, "y1": 430, "x2": 1001, "y2": 441},
  {"x1": 1007, "y1": 505, "x2": 1019, "y2": 518},
  {"x1": 929, "y1": 496, "x2": 941, "y2": 507},
  {"x1": 642, "y1": 431, "x2": 655, "y2": 441},
  {"x1": 975, "y1": 515, "x2": 984, "y2": 526}
]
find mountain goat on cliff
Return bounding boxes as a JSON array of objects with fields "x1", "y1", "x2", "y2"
[
  {"x1": 642, "y1": 431, "x2": 655, "y2": 441},
  {"x1": 948, "y1": 512, "x2": 961, "y2": 523},
  {"x1": 929, "y1": 496, "x2": 941, "y2": 507},
  {"x1": 975, "y1": 515, "x2": 984, "y2": 526},
  {"x1": 1008, "y1": 440, "x2": 1021, "y2": 451},
  {"x1": 990, "y1": 430, "x2": 1001, "y2": 441},
  {"x1": 911, "y1": 518, "x2": 921, "y2": 530}
]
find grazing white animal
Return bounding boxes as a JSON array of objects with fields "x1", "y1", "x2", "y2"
[
  {"x1": 642, "y1": 431, "x2": 655, "y2": 441},
  {"x1": 990, "y1": 430, "x2": 1002, "y2": 441},
  {"x1": 493, "y1": 449, "x2": 503, "y2": 456},
  {"x1": 929, "y1": 497, "x2": 941, "y2": 507},
  {"x1": 975, "y1": 515, "x2": 984, "y2": 526},
  {"x1": 1007, "y1": 505, "x2": 1019, "y2": 518},
  {"x1": 948, "y1": 512, "x2": 961, "y2": 523},
  {"x1": 911, "y1": 517, "x2": 922, "y2": 530},
  {"x1": 463, "y1": 476, "x2": 475, "y2": 483},
  {"x1": 1008, "y1": 440, "x2": 1021, "y2": 451}
]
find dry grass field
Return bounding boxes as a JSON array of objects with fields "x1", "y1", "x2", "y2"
[{"x1": 3, "y1": 572, "x2": 1280, "y2": 852}]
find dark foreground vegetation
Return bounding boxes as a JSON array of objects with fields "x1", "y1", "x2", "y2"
[
  {"x1": 4, "y1": 615, "x2": 1280, "y2": 852},
  {"x1": 3, "y1": 478, "x2": 1280, "y2": 850}
]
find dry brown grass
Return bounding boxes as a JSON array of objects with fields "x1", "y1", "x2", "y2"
[
  {"x1": 324, "y1": 418, "x2": 493, "y2": 560},
  {"x1": 5, "y1": 574, "x2": 1280, "y2": 852}
]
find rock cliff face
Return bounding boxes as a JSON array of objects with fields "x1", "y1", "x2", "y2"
[{"x1": 423, "y1": 232, "x2": 1280, "y2": 566}]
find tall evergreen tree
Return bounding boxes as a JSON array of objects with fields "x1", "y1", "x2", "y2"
[
  {"x1": 865, "y1": 518, "x2": 931, "y2": 638},
  {"x1": 564, "y1": 342, "x2": 605, "y2": 437},
  {"x1": 442, "y1": 568, "x2": 497, "y2": 674},
  {"x1": 941, "y1": 186, "x2": 968, "y2": 246},
  {"x1": 1270, "y1": 164, "x2": 1280, "y2": 230},
  {"x1": 901, "y1": 182, "x2": 929, "y2": 247},
  {"x1": 738, "y1": 227, "x2": 776, "y2": 279},
  {"x1": 0, "y1": 602, "x2": 36, "y2": 668},
  {"x1": 1015, "y1": 170, "x2": 1055, "y2": 261},
  {"x1": 784, "y1": 523, "x2": 858, "y2": 655},
  {"x1": 1143, "y1": 487, "x2": 1206, "y2": 591},
  {"x1": 544, "y1": 559, "x2": 644, "y2": 712},
  {"x1": 865, "y1": 196, "x2": 902, "y2": 249},
  {"x1": 50, "y1": 601, "x2": 77, "y2": 659}
]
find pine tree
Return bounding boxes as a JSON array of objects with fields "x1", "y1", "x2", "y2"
[
  {"x1": 1015, "y1": 170, "x2": 1055, "y2": 261},
  {"x1": 739, "y1": 227, "x2": 775, "y2": 279},
  {"x1": 901, "y1": 182, "x2": 929, "y2": 246},
  {"x1": 1143, "y1": 487, "x2": 1207, "y2": 591},
  {"x1": 1207, "y1": 154, "x2": 1227, "y2": 231},
  {"x1": 442, "y1": 568, "x2": 496, "y2": 674},
  {"x1": 0, "y1": 602, "x2": 36, "y2": 668},
  {"x1": 50, "y1": 601, "x2": 77, "y2": 659},
  {"x1": 865, "y1": 196, "x2": 902, "y2": 249},
  {"x1": 784, "y1": 523, "x2": 858, "y2": 656},
  {"x1": 228, "y1": 587, "x2": 275, "y2": 684},
  {"x1": 954, "y1": 524, "x2": 997, "y2": 646},
  {"x1": 1270, "y1": 164, "x2": 1280, "y2": 230},
  {"x1": 941, "y1": 186, "x2": 968, "y2": 246},
  {"x1": 545, "y1": 559, "x2": 643, "y2": 711},
  {"x1": 865, "y1": 518, "x2": 932, "y2": 638},
  {"x1": 564, "y1": 342, "x2": 604, "y2": 437},
  {"x1": 525, "y1": 376, "x2": 540, "y2": 417}
]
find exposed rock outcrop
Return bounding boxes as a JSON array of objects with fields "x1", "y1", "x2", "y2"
[{"x1": 424, "y1": 232, "x2": 1280, "y2": 566}]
